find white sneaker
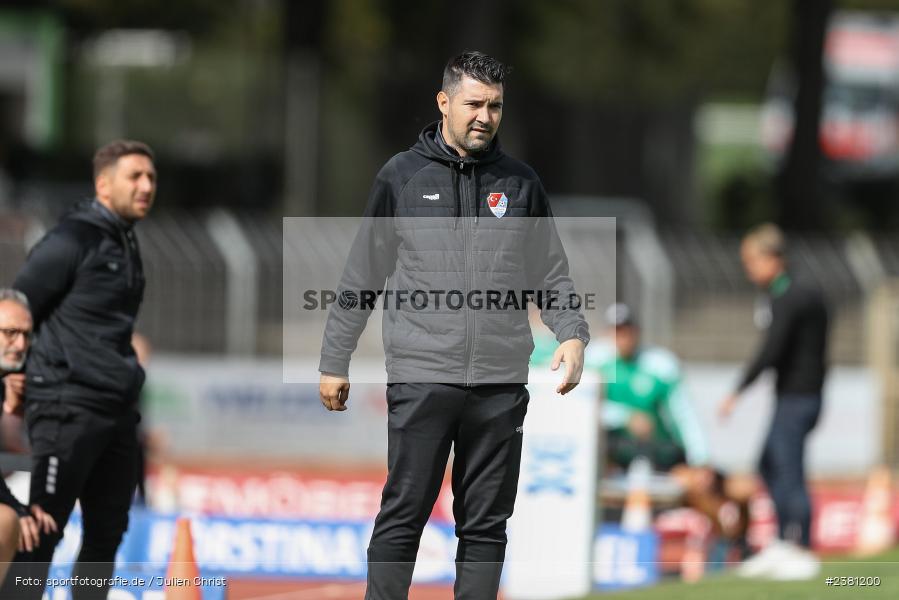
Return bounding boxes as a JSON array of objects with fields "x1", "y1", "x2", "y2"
[
  {"x1": 735, "y1": 540, "x2": 789, "y2": 578},
  {"x1": 766, "y1": 543, "x2": 821, "y2": 581}
]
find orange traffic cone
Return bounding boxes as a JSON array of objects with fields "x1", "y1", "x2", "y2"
[
  {"x1": 855, "y1": 466, "x2": 896, "y2": 557},
  {"x1": 165, "y1": 517, "x2": 202, "y2": 600}
]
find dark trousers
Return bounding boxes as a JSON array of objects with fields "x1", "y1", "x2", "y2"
[
  {"x1": 0, "y1": 401, "x2": 139, "y2": 600},
  {"x1": 366, "y1": 383, "x2": 529, "y2": 600},
  {"x1": 606, "y1": 429, "x2": 687, "y2": 472},
  {"x1": 759, "y1": 393, "x2": 821, "y2": 548}
]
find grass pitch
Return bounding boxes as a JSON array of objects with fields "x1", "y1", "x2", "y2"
[{"x1": 578, "y1": 547, "x2": 899, "y2": 599}]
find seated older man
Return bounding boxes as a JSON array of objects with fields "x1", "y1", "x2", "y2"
[{"x1": 0, "y1": 289, "x2": 56, "y2": 585}]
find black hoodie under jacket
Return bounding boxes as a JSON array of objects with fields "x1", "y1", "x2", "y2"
[{"x1": 15, "y1": 200, "x2": 146, "y2": 412}]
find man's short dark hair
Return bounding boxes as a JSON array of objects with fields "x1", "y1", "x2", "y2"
[
  {"x1": 442, "y1": 51, "x2": 511, "y2": 96},
  {"x1": 93, "y1": 140, "x2": 155, "y2": 178}
]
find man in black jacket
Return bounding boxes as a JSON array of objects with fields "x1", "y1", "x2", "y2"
[
  {"x1": 719, "y1": 223, "x2": 827, "y2": 580},
  {"x1": 2, "y1": 140, "x2": 154, "y2": 599},
  {"x1": 319, "y1": 52, "x2": 589, "y2": 599}
]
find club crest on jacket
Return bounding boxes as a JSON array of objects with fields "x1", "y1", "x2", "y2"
[{"x1": 487, "y1": 192, "x2": 508, "y2": 218}]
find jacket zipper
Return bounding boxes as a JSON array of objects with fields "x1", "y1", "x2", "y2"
[
  {"x1": 459, "y1": 159, "x2": 474, "y2": 387},
  {"x1": 121, "y1": 230, "x2": 134, "y2": 289},
  {"x1": 469, "y1": 164, "x2": 478, "y2": 384}
]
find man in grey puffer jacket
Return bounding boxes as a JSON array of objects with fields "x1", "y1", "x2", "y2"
[{"x1": 319, "y1": 51, "x2": 589, "y2": 600}]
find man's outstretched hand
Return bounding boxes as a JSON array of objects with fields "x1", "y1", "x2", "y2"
[
  {"x1": 319, "y1": 373, "x2": 350, "y2": 411},
  {"x1": 551, "y1": 338, "x2": 585, "y2": 395}
]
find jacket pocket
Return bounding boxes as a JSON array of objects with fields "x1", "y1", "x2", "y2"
[
  {"x1": 25, "y1": 400, "x2": 71, "y2": 458},
  {"x1": 64, "y1": 341, "x2": 142, "y2": 399},
  {"x1": 28, "y1": 330, "x2": 71, "y2": 388}
]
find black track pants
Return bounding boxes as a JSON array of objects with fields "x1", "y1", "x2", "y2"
[
  {"x1": 0, "y1": 401, "x2": 139, "y2": 600},
  {"x1": 366, "y1": 383, "x2": 529, "y2": 600}
]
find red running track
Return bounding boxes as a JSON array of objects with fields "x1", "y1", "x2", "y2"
[{"x1": 228, "y1": 580, "x2": 483, "y2": 600}]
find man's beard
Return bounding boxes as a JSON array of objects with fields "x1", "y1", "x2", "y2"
[
  {"x1": 459, "y1": 130, "x2": 493, "y2": 155},
  {"x1": 447, "y1": 120, "x2": 494, "y2": 156},
  {"x1": 461, "y1": 138, "x2": 490, "y2": 155},
  {"x1": 0, "y1": 355, "x2": 25, "y2": 372}
]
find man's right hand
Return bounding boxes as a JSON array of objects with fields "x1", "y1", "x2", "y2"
[
  {"x1": 319, "y1": 374, "x2": 350, "y2": 412},
  {"x1": 18, "y1": 505, "x2": 58, "y2": 553},
  {"x1": 627, "y1": 412, "x2": 654, "y2": 440},
  {"x1": 3, "y1": 373, "x2": 26, "y2": 416}
]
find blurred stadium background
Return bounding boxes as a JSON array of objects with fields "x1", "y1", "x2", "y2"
[{"x1": 3, "y1": 0, "x2": 899, "y2": 598}]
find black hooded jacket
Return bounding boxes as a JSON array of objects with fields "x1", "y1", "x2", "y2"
[
  {"x1": 15, "y1": 200, "x2": 146, "y2": 412},
  {"x1": 319, "y1": 121, "x2": 589, "y2": 384}
]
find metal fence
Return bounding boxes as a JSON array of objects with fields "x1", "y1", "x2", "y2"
[
  {"x1": 0, "y1": 204, "x2": 886, "y2": 365},
  {"x1": 659, "y1": 229, "x2": 865, "y2": 364},
  {"x1": 136, "y1": 211, "x2": 228, "y2": 353}
]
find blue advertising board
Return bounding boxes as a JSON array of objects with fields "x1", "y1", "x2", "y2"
[
  {"x1": 592, "y1": 523, "x2": 660, "y2": 591},
  {"x1": 50, "y1": 508, "x2": 456, "y2": 584}
]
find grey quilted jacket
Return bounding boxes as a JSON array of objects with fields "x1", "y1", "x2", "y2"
[{"x1": 319, "y1": 121, "x2": 589, "y2": 385}]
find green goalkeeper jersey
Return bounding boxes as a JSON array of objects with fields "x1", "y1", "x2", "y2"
[
  {"x1": 591, "y1": 343, "x2": 708, "y2": 466},
  {"x1": 530, "y1": 330, "x2": 708, "y2": 466},
  {"x1": 599, "y1": 354, "x2": 679, "y2": 443}
]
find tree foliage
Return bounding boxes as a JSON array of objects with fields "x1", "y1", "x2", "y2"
[{"x1": 514, "y1": 0, "x2": 790, "y2": 105}]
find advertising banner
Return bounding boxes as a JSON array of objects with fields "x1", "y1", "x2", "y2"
[
  {"x1": 592, "y1": 524, "x2": 660, "y2": 591},
  {"x1": 504, "y1": 374, "x2": 600, "y2": 600},
  {"x1": 48, "y1": 509, "x2": 456, "y2": 584},
  {"x1": 145, "y1": 467, "x2": 455, "y2": 523}
]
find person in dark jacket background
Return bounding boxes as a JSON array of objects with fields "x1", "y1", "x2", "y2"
[
  {"x1": 1, "y1": 140, "x2": 155, "y2": 599},
  {"x1": 319, "y1": 52, "x2": 589, "y2": 600},
  {"x1": 719, "y1": 222, "x2": 827, "y2": 581},
  {"x1": 0, "y1": 289, "x2": 57, "y2": 587}
]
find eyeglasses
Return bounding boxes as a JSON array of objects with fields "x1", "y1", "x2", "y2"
[{"x1": 0, "y1": 328, "x2": 33, "y2": 343}]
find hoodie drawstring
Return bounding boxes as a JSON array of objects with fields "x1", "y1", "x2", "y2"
[
  {"x1": 473, "y1": 164, "x2": 479, "y2": 226},
  {"x1": 90, "y1": 199, "x2": 136, "y2": 288},
  {"x1": 120, "y1": 229, "x2": 134, "y2": 288},
  {"x1": 453, "y1": 160, "x2": 462, "y2": 230},
  {"x1": 452, "y1": 161, "x2": 481, "y2": 228}
]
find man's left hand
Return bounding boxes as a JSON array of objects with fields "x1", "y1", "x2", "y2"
[{"x1": 551, "y1": 338, "x2": 585, "y2": 395}]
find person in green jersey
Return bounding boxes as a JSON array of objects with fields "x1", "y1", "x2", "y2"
[
  {"x1": 591, "y1": 303, "x2": 708, "y2": 472},
  {"x1": 529, "y1": 301, "x2": 706, "y2": 471},
  {"x1": 530, "y1": 303, "x2": 753, "y2": 552}
]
